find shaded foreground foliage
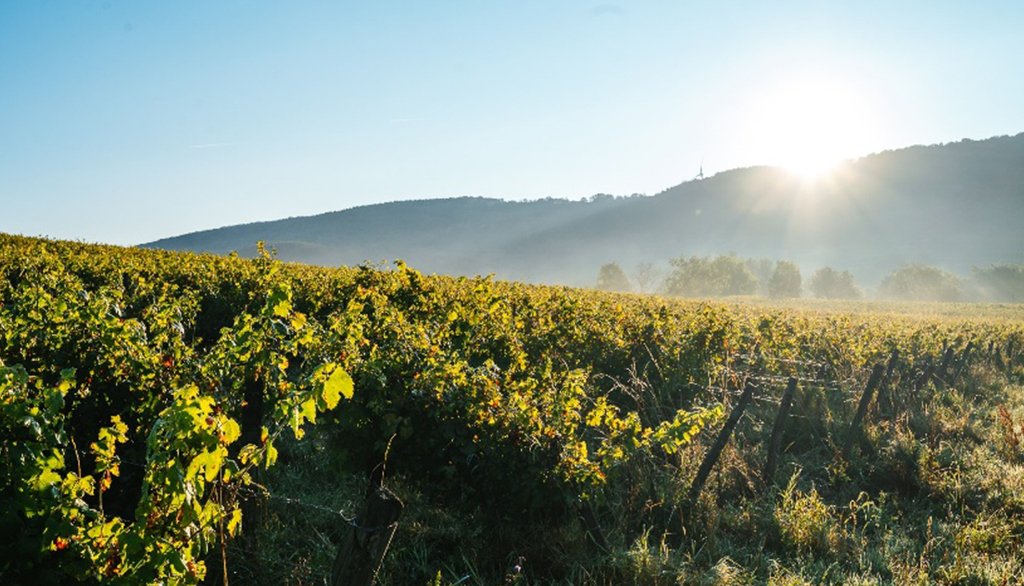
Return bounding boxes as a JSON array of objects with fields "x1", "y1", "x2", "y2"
[{"x1": 3, "y1": 234, "x2": 1024, "y2": 585}]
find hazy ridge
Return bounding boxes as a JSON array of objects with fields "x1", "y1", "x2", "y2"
[{"x1": 142, "y1": 133, "x2": 1024, "y2": 287}]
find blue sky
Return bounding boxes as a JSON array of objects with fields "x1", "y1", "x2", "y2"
[{"x1": 2, "y1": 1, "x2": 1022, "y2": 245}]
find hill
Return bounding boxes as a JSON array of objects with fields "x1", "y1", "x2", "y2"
[{"x1": 143, "y1": 133, "x2": 1024, "y2": 287}]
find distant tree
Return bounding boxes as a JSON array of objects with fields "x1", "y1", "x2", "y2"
[
  {"x1": 970, "y1": 264, "x2": 1024, "y2": 302},
  {"x1": 716, "y1": 255, "x2": 759, "y2": 296},
  {"x1": 633, "y1": 262, "x2": 663, "y2": 294},
  {"x1": 665, "y1": 256, "x2": 715, "y2": 297},
  {"x1": 666, "y1": 254, "x2": 758, "y2": 297},
  {"x1": 745, "y1": 257, "x2": 774, "y2": 295},
  {"x1": 597, "y1": 262, "x2": 632, "y2": 292},
  {"x1": 808, "y1": 267, "x2": 862, "y2": 299},
  {"x1": 878, "y1": 264, "x2": 961, "y2": 302},
  {"x1": 767, "y1": 261, "x2": 802, "y2": 298}
]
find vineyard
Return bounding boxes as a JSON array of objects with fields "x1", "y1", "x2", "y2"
[{"x1": 3, "y1": 233, "x2": 1024, "y2": 585}]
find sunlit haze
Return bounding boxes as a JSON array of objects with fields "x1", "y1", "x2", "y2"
[
  {"x1": 2, "y1": 1, "x2": 1023, "y2": 245},
  {"x1": 742, "y1": 75, "x2": 879, "y2": 180}
]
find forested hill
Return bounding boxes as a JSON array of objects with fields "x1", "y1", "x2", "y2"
[{"x1": 142, "y1": 133, "x2": 1024, "y2": 287}]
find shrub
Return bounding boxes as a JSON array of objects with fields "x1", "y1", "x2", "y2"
[
  {"x1": 665, "y1": 254, "x2": 758, "y2": 297},
  {"x1": 808, "y1": 267, "x2": 862, "y2": 299},
  {"x1": 597, "y1": 262, "x2": 632, "y2": 292},
  {"x1": 768, "y1": 261, "x2": 802, "y2": 298},
  {"x1": 878, "y1": 264, "x2": 961, "y2": 302},
  {"x1": 774, "y1": 474, "x2": 845, "y2": 556}
]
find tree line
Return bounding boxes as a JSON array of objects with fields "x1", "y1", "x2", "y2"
[{"x1": 597, "y1": 255, "x2": 1024, "y2": 302}]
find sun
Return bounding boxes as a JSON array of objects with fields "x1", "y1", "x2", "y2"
[{"x1": 743, "y1": 75, "x2": 877, "y2": 180}]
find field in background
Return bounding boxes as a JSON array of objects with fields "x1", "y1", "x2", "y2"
[{"x1": 728, "y1": 295, "x2": 1024, "y2": 322}]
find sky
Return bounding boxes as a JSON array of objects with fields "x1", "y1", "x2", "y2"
[{"x1": 2, "y1": 1, "x2": 1023, "y2": 246}]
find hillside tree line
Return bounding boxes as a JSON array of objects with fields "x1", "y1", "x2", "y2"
[{"x1": 597, "y1": 256, "x2": 1024, "y2": 303}]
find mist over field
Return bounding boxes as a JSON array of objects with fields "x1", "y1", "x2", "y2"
[{"x1": 144, "y1": 133, "x2": 1024, "y2": 302}]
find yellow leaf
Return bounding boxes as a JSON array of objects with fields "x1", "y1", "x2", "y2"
[
  {"x1": 322, "y1": 365, "x2": 354, "y2": 407},
  {"x1": 221, "y1": 418, "x2": 241, "y2": 445},
  {"x1": 227, "y1": 508, "x2": 243, "y2": 537}
]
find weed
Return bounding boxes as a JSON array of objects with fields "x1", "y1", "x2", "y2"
[{"x1": 774, "y1": 472, "x2": 846, "y2": 557}]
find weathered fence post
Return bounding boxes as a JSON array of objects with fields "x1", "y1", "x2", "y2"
[
  {"x1": 330, "y1": 485, "x2": 404, "y2": 586},
  {"x1": 912, "y1": 354, "x2": 932, "y2": 397},
  {"x1": 763, "y1": 377, "x2": 798, "y2": 486},
  {"x1": 954, "y1": 341, "x2": 974, "y2": 380},
  {"x1": 876, "y1": 349, "x2": 900, "y2": 413},
  {"x1": 842, "y1": 363, "x2": 885, "y2": 461},
  {"x1": 919, "y1": 363, "x2": 935, "y2": 396},
  {"x1": 935, "y1": 346, "x2": 956, "y2": 390},
  {"x1": 687, "y1": 380, "x2": 756, "y2": 505},
  {"x1": 994, "y1": 343, "x2": 1006, "y2": 371},
  {"x1": 885, "y1": 348, "x2": 900, "y2": 379}
]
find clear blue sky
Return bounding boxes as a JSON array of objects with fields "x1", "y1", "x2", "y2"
[{"x1": 2, "y1": 1, "x2": 1022, "y2": 245}]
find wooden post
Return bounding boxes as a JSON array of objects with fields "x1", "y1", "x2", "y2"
[
  {"x1": 914, "y1": 363, "x2": 933, "y2": 398},
  {"x1": 876, "y1": 349, "x2": 900, "y2": 412},
  {"x1": 331, "y1": 485, "x2": 404, "y2": 586},
  {"x1": 763, "y1": 377, "x2": 798, "y2": 486},
  {"x1": 885, "y1": 348, "x2": 900, "y2": 379},
  {"x1": 939, "y1": 345, "x2": 956, "y2": 374},
  {"x1": 995, "y1": 345, "x2": 1006, "y2": 371},
  {"x1": 912, "y1": 354, "x2": 932, "y2": 395},
  {"x1": 954, "y1": 341, "x2": 974, "y2": 380},
  {"x1": 842, "y1": 363, "x2": 885, "y2": 461},
  {"x1": 933, "y1": 347, "x2": 955, "y2": 391},
  {"x1": 687, "y1": 381, "x2": 756, "y2": 505}
]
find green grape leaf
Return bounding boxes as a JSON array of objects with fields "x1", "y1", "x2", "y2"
[
  {"x1": 300, "y1": 397, "x2": 317, "y2": 426},
  {"x1": 323, "y1": 365, "x2": 354, "y2": 407}
]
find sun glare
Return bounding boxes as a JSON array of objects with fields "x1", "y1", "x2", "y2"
[{"x1": 743, "y1": 76, "x2": 876, "y2": 180}]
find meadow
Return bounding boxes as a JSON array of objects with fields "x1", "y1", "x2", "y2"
[{"x1": 2, "y1": 233, "x2": 1024, "y2": 585}]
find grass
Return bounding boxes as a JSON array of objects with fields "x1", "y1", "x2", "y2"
[{"x1": 243, "y1": 364, "x2": 1024, "y2": 584}]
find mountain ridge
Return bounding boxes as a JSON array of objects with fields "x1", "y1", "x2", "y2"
[{"x1": 142, "y1": 133, "x2": 1024, "y2": 288}]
